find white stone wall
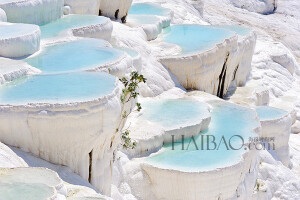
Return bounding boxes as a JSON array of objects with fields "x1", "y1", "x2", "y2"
[
  {"x1": 260, "y1": 113, "x2": 292, "y2": 167},
  {"x1": 230, "y1": 0, "x2": 278, "y2": 14},
  {"x1": 0, "y1": 8, "x2": 7, "y2": 22},
  {"x1": 0, "y1": 23, "x2": 40, "y2": 58},
  {"x1": 0, "y1": 80, "x2": 123, "y2": 195},
  {"x1": 0, "y1": 0, "x2": 64, "y2": 25},
  {"x1": 64, "y1": 0, "x2": 101, "y2": 15}
]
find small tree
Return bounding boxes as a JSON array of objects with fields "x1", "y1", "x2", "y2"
[{"x1": 116, "y1": 71, "x2": 146, "y2": 149}]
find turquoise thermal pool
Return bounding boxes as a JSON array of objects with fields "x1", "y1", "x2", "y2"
[
  {"x1": 214, "y1": 25, "x2": 252, "y2": 36},
  {"x1": 129, "y1": 3, "x2": 171, "y2": 17},
  {"x1": 40, "y1": 15, "x2": 109, "y2": 39},
  {"x1": 256, "y1": 106, "x2": 288, "y2": 121},
  {"x1": 0, "y1": 23, "x2": 38, "y2": 39},
  {"x1": 25, "y1": 39, "x2": 124, "y2": 73},
  {"x1": 128, "y1": 15, "x2": 161, "y2": 25},
  {"x1": 0, "y1": 72, "x2": 116, "y2": 104},
  {"x1": 144, "y1": 101, "x2": 259, "y2": 172},
  {"x1": 162, "y1": 25, "x2": 235, "y2": 55},
  {"x1": 142, "y1": 99, "x2": 209, "y2": 129},
  {"x1": 0, "y1": 183, "x2": 54, "y2": 200}
]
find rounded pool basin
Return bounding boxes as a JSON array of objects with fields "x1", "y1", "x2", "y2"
[
  {"x1": 144, "y1": 101, "x2": 259, "y2": 172},
  {"x1": 162, "y1": 25, "x2": 235, "y2": 55},
  {"x1": 141, "y1": 99, "x2": 209, "y2": 130},
  {"x1": 40, "y1": 15, "x2": 110, "y2": 39},
  {"x1": 0, "y1": 71, "x2": 116, "y2": 104},
  {"x1": 25, "y1": 39, "x2": 124, "y2": 73},
  {"x1": 256, "y1": 106, "x2": 288, "y2": 121},
  {"x1": 129, "y1": 3, "x2": 171, "y2": 17}
]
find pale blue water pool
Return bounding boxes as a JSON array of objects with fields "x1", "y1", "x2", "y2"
[
  {"x1": 0, "y1": 23, "x2": 38, "y2": 38},
  {"x1": 25, "y1": 39, "x2": 124, "y2": 73},
  {"x1": 128, "y1": 15, "x2": 161, "y2": 25},
  {"x1": 40, "y1": 15, "x2": 109, "y2": 39},
  {"x1": 142, "y1": 99, "x2": 209, "y2": 129},
  {"x1": 162, "y1": 25, "x2": 235, "y2": 55},
  {"x1": 215, "y1": 25, "x2": 252, "y2": 36},
  {"x1": 256, "y1": 106, "x2": 288, "y2": 121},
  {"x1": 0, "y1": 183, "x2": 54, "y2": 200},
  {"x1": 0, "y1": 72, "x2": 116, "y2": 104},
  {"x1": 144, "y1": 101, "x2": 259, "y2": 171},
  {"x1": 129, "y1": 3, "x2": 171, "y2": 17}
]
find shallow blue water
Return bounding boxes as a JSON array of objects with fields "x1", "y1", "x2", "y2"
[
  {"x1": 0, "y1": 183, "x2": 54, "y2": 200},
  {"x1": 0, "y1": 72, "x2": 116, "y2": 104},
  {"x1": 142, "y1": 99, "x2": 209, "y2": 128},
  {"x1": 145, "y1": 101, "x2": 259, "y2": 171},
  {"x1": 129, "y1": 3, "x2": 171, "y2": 17},
  {"x1": 40, "y1": 15, "x2": 108, "y2": 39},
  {"x1": 215, "y1": 25, "x2": 252, "y2": 36},
  {"x1": 0, "y1": 23, "x2": 37, "y2": 38},
  {"x1": 162, "y1": 25, "x2": 235, "y2": 55},
  {"x1": 128, "y1": 15, "x2": 161, "y2": 25},
  {"x1": 256, "y1": 106, "x2": 288, "y2": 121},
  {"x1": 25, "y1": 39, "x2": 124, "y2": 73}
]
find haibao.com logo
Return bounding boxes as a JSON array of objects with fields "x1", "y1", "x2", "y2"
[{"x1": 170, "y1": 135, "x2": 275, "y2": 151}]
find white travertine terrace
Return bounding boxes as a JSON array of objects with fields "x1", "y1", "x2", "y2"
[
  {"x1": 64, "y1": 0, "x2": 101, "y2": 15},
  {"x1": 124, "y1": 97, "x2": 261, "y2": 200},
  {"x1": 257, "y1": 106, "x2": 292, "y2": 167},
  {"x1": 71, "y1": 18, "x2": 113, "y2": 42},
  {"x1": 141, "y1": 149, "x2": 258, "y2": 200},
  {"x1": 0, "y1": 0, "x2": 64, "y2": 25},
  {"x1": 39, "y1": 15, "x2": 113, "y2": 42},
  {"x1": 231, "y1": 30, "x2": 257, "y2": 87},
  {"x1": 127, "y1": 15, "x2": 164, "y2": 41},
  {"x1": 126, "y1": 98, "x2": 211, "y2": 156},
  {"x1": 0, "y1": 182, "x2": 64, "y2": 200},
  {"x1": 0, "y1": 78, "x2": 123, "y2": 195},
  {"x1": 64, "y1": 0, "x2": 133, "y2": 22},
  {"x1": 230, "y1": 0, "x2": 278, "y2": 14},
  {"x1": 87, "y1": 52, "x2": 134, "y2": 78},
  {"x1": 0, "y1": 58, "x2": 40, "y2": 85},
  {"x1": 128, "y1": 3, "x2": 173, "y2": 28},
  {"x1": 0, "y1": 142, "x2": 28, "y2": 167},
  {"x1": 0, "y1": 8, "x2": 6, "y2": 21},
  {"x1": 227, "y1": 80, "x2": 270, "y2": 106},
  {"x1": 0, "y1": 167, "x2": 67, "y2": 197},
  {"x1": 158, "y1": 27, "x2": 257, "y2": 98},
  {"x1": 99, "y1": 0, "x2": 133, "y2": 21},
  {"x1": 0, "y1": 22, "x2": 40, "y2": 58}
]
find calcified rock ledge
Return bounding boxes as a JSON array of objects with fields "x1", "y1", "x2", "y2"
[
  {"x1": 141, "y1": 149, "x2": 258, "y2": 200},
  {"x1": 0, "y1": 167, "x2": 67, "y2": 200},
  {"x1": 0, "y1": 8, "x2": 6, "y2": 22},
  {"x1": 230, "y1": 0, "x2": 278, "y2": 14},
  {"x1": 65, "y1": 0, "x2": 133, "y2": 22},
  {"x1": 126, "y1": 98, "x2": 211, "y2": 156},
  {"x1": 87, "y1": 53, "x2": 134, "y2": 78},
  {"x1": 127, "y1": 15, "x2": 165, "y2": 41},
  {"x1": 0, "y1": 80, "x2": 122, "y2": 195},
  {"x1": 71, "y1": 17, "x2": 113, "y2": 41},
  {"x1": 64, "y1": 0, "x2": 101, "y2": 15},
  {"x1": 0, "y1": 0, "x2": 64, "y2": 25},
  {"x1": 158, "y1": 29, "x2": 256, "y2": 98},
  {"x1": 0, "y1": 22, "x2": 40, "y2": 58},
  {"x1": 257, "y1": 106, "x2": 292, "y2": 167},
  {"x1": 122, "y1": 96, "x2": 261, "y2": 200},
  {"x1": 0, "y1": 58, "x2": 40, "y2": 85}
]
